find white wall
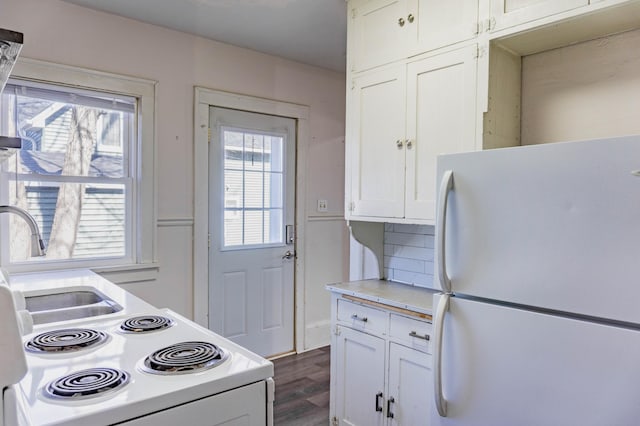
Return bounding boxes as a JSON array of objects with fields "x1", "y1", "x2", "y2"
[
  {"x1": 2, "y1": 0, "x2": 348, "y2": 349},
  {"x1": 521, "y1": 28, "x2": 640, "y2": 145}
]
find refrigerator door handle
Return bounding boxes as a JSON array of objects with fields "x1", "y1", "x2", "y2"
[
  {"x1": 434, "y1": 293, "x2": 450, "y2": 417},
  {"x1": 437, "y1": 170, "x2": 454, "y2": 293}
]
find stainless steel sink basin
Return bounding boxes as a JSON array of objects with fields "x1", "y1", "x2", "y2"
[
  {"x1": 25, "y1": 291, "x2": 103, "y2": 311},
  {"x1": 25, "y1": 288, "x2": 123, "y2": 325}
]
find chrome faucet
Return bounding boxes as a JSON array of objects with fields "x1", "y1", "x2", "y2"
[{"x1": 0, "y1": 205, "x2": 46, "y2": 257}]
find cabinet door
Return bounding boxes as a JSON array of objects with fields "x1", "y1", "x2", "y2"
[
  {"x1": 404, "y1": 46, "x2": 477, "y2": 221},
  {"x1": 407, "y1": 0, "x2": 479, "y2": 54},
  {"x1": 490, "y1": 0, "x2": 588, "y2": 31},
  {"x1": 387, "y1": 343, "x2": 433, "y2": 426},
  {"x1": 335, "y1": 325, "x2": 386, "y2": 426},
  {"x1": 348, "y1": 65, "x2": 406, "y2": 219},
  {"x1": 350, "y1": 0, "x2": 409, "y2": 72}
]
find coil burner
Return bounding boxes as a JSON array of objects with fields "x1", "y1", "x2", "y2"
[
  {"x1": 120, "y1": 315, "x2": 175, "y2": 333},
  {"x1": 25, "y1": 329, "x2": 108, "y2": 354},
  {"x1": 141, "y1": 341, "x2": 228, "y2": 375},
  {"x1": 45, "y1": 367, "x2": 130, "y2": 400}
]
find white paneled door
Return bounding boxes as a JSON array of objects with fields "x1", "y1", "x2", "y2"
[{"x1": 208, "y1": 107, "x2": 296, "y2": 358}]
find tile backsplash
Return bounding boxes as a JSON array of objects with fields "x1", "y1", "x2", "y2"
[{"x1": 384, "y1": 223, "x2": 435, "y2": 288}]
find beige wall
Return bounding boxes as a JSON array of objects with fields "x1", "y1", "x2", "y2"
[
  {"x1": 2, "y1": 0, "x2": 348, "y2": 348},
  {"x1": 521, "y1": 28, "x2": 640, "y2": 145}
]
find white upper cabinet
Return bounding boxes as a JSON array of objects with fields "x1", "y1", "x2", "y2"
[
  {"x1": 347, "y1": 65, "x2": 406, "y2": 219},
  {"x1": 350, "y1": 0, "x2": 410, "y2": 72},
  {"x1": 404, "y1": 46, "x2": 477, "y2": 221},
  {"x1": 350, "y1": 0, "x2": 480, "y2": 72},
  {"x1": 346, "y1": 46, "x2": 478, "y2": 223},
  {"x1": 407, "y1": 0, "x2": 479, "y2": 56},
  {"x1": 490, "y1": 0, "x2": 589, "y2": 32}
]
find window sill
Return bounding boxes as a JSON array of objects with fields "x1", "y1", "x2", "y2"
[{"x1": 91, "y1": 263, "x2": 159, "y2": 284}]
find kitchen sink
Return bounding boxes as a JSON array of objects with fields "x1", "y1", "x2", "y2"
[
  {"x1": 25, "y1": 288, "x2": 123, "y2": 325},
  {"x1": 25, "y1": 291, "x2": 104, "y2": 311}
]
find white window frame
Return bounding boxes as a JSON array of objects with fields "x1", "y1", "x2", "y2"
[{"x1": 0, "y1": 58, "x2": 157, "y2": 281}]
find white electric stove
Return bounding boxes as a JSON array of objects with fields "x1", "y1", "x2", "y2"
[{"x1": 1, "y1": 271, "x2": 274, "y2": 426}]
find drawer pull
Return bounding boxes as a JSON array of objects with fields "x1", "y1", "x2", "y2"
[
  {"x1": 351, "y1": 314, "x2": 368, "y2": 323},
  {"x1": 409, "y1": 330, "x2": 430, "y2": 341}
]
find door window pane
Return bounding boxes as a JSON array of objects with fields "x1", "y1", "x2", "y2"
[{"x1": 222, "y1": 127, "x2": 285, "y2": 248}]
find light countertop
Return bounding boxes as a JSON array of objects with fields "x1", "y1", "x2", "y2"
[{"x1": 326, "y1": 279, "x2": 441, "y2": 316}]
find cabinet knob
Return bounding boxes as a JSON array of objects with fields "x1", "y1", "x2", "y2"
[
  {"x1": 407, "y1": 13, "x2": 415, "y2": 23},
  {"x1": 398, "y1": 17, "x2": 405, "y2": 27},
  {"x1": 406, "y1": 139, "x2": 413, "y2": 149},
  {"x1": 396, "y1": 139, "x2": 404, "y2": 149}
]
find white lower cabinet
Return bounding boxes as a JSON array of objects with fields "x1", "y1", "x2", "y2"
[
  {"x1": 387, "y1": 343, "x2": 432, "y2": 425},
  {"x1": 335, "y1": 325, "x2": 387, "y2": 426},
  {"x1": 331, "y1": 296, "x2": 433, "y2": 426}
]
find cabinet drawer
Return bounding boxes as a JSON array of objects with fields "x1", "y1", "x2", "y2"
[
  {"x1": 337, "y1": 299, "x2": 387, "y2": 334},
  {"x1": 389, "y1": 313, "x2": 432, "y2": 353}
]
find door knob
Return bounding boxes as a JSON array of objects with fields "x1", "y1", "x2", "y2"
[{"x1": 282, "y1": 250, "x2": 295, "y2": 260}]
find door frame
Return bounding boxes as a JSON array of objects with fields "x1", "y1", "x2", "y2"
[{"x1": 193, "y1": 87, "x2": 309, "y2": 354}]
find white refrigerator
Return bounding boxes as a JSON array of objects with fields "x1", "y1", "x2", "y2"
[{"x1": 431, "y1": 136, "x2": 640, "y2": 426}]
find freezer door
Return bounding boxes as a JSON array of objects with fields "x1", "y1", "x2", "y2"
[
  {"x1": 435, "y1": 136, "x2": 640, "y2": 324},
  {"x1": 432, "y1": 295, "x2": 640, "y2": 426}
]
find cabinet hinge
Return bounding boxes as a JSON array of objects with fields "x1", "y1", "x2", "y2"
[
  {"x1": 348, "y1": 201, "x2": 355, "y2": 212},
  {"x1": 334, "y1": 325, "x2": 341, "y2": 336},
  {"x1": 208, "y1": 233, "x2": 211, "y2": 248},
  {"x1": 331, "y1": 416, "x2": 339, "y2": 426},
  {"x1": 351, "y1": 8, "x2": 356, "y2": 19},
  {"x1": 473, "y1": 46, "x2": 486, "y2": 59},
  {"x1": 207, "y1": 127, "x2": 212, "y2": 144},
  {"x1": 480, "y1": 17, "x2": 496, "y2": 33},
  {"x1": 472, "y1": 21, "x2": 480, "y2": 35}
]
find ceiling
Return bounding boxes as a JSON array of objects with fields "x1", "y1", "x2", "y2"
[{"x1": 62, "y1": 0, "x2": 348, "y2": 72}]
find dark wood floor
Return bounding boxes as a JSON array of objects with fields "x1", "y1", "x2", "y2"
[{"x1": 273, "y1": 345, "x2": 331, "y2": 426}]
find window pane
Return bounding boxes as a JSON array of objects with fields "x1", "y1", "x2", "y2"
[
  {"x1": 244, "y1": 171, "x2": 263, "y2": 208},
  {"x1": 224, "y1": 209, "x2": 243, "y2": 247},
  {"x1": 221, "y1": 127, "x2": 286, "y2": 249},
  {"x1": 8, "y1": 181, "x2": 126, "y2": 262},
  {"x1": 223, "y1": 130, "x2": 244, "y2": 170},
  {"x1": 266, "y1": 136, "x2": 284, "y2": 173},
  {"x1": 266, "y1": 172, "x2": 283, "y2": 208},
  {"x1": 265, "y1": 209, "x2": 283, "y2": 244},
  {"x1": 244, "y1": 211, "x2": 263, "y2": 245},
  {"x1": 243, "y1": 133, "x2": 265, "y2": 172},
  {"x1": 224, "y1": 170, "x2": 244, "y2": 209},
  {"x1": 1, "y1": 84, "x2": 133, "y2": 178}
]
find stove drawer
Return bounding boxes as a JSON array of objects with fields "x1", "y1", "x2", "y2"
[{"x1": 119, "y1": 380, "x2": 269, "y2": 425}]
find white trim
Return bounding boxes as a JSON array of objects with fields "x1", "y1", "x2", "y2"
[
  {"x1": 193, "y1": 87, "x2": 310, "y2": 353},
  {"x1": 157, "y1": 217, "x2": 194, "y2": 227}
]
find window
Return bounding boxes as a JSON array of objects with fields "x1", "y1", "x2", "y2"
[
  {"x1": 222, "y1": 128, "x2": 285, "y2": 248},
  {"x1": 0, "y1": 59, "x2": 156, "y2": 274}
]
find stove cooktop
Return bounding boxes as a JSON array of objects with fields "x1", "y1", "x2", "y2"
[{"x1": 17, "y1": 309, "x2": 273, "y2": 426}]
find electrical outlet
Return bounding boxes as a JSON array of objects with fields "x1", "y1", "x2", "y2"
[{"x1": 317, "y1": 199, "x2": 328, "y2": 212}]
